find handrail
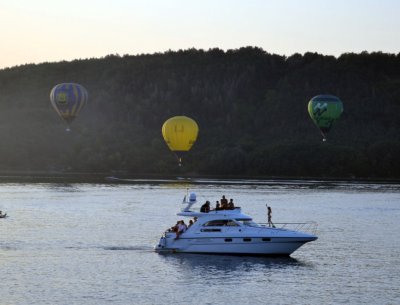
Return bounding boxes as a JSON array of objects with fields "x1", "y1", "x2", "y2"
[
  {"x1": 180, "y1": 207, "x2": 242, "y2": 213},
  {"x1": 258, "y1": 222, "x2": 318, "y2": 235}
]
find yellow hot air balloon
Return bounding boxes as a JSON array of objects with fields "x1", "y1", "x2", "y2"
[{"x1": 162, "y1": 116, "x2": 199, "y2": 166}]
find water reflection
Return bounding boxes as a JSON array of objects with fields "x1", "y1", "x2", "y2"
[
  {"x1": 105, "y1": 178, "x2": 400, "y2": 192},
  {"x1": 158, "y1": 252, "x2": 309, "y2": 274},
  {"x1": 45, "y1": 183, "x2": 82, "y2": 192}
]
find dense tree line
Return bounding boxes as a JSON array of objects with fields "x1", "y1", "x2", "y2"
[{"x1": 0, "y1": 47, "x2": 399, "y2": 179}]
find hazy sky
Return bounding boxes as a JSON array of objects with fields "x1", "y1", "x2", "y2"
[{"x1": 1, "y1": 0, "x2": 399, "y2": 69}]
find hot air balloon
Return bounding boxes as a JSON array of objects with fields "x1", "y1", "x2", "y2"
[
  {"x1": 162, "y1": 116, "x2": 199, "y2": 166},
  {"x1": 308, "y1": 94, "x2": 343, "y2": 141},
  {"x1": 50, "y1": 83, "x2": 88, "y2": 131}
]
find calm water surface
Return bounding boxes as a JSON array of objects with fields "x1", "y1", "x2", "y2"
[{"x1": 1, "y1": 181, "x2": 399, "y2": 305}]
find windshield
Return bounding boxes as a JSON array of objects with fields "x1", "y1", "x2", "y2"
[
  {"x1": 235, "y1": 219, "x2": 260, "y2": 227},
  {"x1": 203, "y1": 220, "x2": 239, "y2": 227}
]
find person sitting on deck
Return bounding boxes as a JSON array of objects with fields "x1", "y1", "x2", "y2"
[
  {"x1": 170, "y1": 221, "x2": 180, "y2": 232},
  {"x1": 228, "y1": 199, "x2": 235, "y2": 210},
  {"x1": 215, "y1": 201, "x2": 221, "y2": 210},
  {"x1": 200, "y1": 201, "x2": 210, "y2": 213},
  {"x1": 175, "y1": 220, "x2": 187, "y2": 239}
]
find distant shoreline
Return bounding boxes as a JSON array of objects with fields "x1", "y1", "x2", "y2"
[{"x1": 0, "y1": 171, "x2": 399, "y2": 185}]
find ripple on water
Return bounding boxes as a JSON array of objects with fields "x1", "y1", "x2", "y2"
[{"x1": 0, "y1": 182, "x2": 399, "y2": 305}]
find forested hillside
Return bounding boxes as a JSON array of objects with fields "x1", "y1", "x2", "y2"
[{"x1": 0, "y1": 47, "x2": 399, "y2": 178}]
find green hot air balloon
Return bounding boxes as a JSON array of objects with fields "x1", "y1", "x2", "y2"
[{"x1": 308, "y1": 94, "x2": 343, "y2": 141}]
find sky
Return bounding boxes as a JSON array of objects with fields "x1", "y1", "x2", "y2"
[{"x1": 0, "y1": 0, "x2": 399, "y2": 69}]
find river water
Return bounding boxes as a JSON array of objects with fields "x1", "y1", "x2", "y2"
[{"x1": 1, "y1": 180, "x2": 399, "y2": 305}]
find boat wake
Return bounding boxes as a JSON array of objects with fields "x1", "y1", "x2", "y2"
[{"x1": 103, "y1": 245, "x2": 153, "y2": 251}]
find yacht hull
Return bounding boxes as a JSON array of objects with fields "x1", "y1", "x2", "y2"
[{"x1": 155, "y1": 235, "x2": 317, "y2": 256}]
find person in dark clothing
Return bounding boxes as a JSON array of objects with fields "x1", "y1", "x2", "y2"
[
  {"x1": 200, "y1": 201, "x2": 210, "y2": 213},
  {"x1": 220, "y1": 195, "x2": 228, "y2": 209},
  {"x1": 267, "y1": 206, "x2": 275, "y2": 228},
  {"x1": 228, "y1": 199, "x2": 235, "y2": 210}
]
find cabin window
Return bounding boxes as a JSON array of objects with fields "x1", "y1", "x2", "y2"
[
  {"x1": 203, "y1": 220, "x2": 225, "y2": 227},
  {"x1": 235, "y1": 219, "x2": 259, "y2": 227},
  {"x1": 203, "y1": 220, "x2": 238, "y2": 227},
  {"x1": 262, "y1": 238, "x2": 271, "y2": 242},
  {"x1": 224, "y1": 238, "x2": 232, "y2": 242},
  {"x1": 243, "y1": 238, "x2": 252, "y2": 242},
  {"x1": 200, "y1": 228, "x2": 221, "y2": 232}
]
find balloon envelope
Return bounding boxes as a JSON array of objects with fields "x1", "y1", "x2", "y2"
[
  {"x1": 162, "y1": 116, "x2": 199, "y2": 163},
  {"x1": 50, "y1": 83, "x2": 88, "y2": 124},
  {"x1": 308, "y1": 94, "x2": 343, "y2": 139}
]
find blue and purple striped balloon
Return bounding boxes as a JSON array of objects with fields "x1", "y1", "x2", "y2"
[{"x1": 50, "y1": 83, "x2": 88, "y2": 124}]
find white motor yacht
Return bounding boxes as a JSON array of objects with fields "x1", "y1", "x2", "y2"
[{"x1": 155, "y1": 193, "x2": 318, "y2": 256}]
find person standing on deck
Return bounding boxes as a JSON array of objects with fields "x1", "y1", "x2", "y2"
[
  {"x1": 267, "y1": 205, "x2": 275, "y2": 228},
  {"x1": 220, "y1": 195, "x2": 228, "y2": 209}
]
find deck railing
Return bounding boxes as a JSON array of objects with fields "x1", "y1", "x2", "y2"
[{"x1": 259, "y1": 222, "x2": 318, "y2": 235}]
